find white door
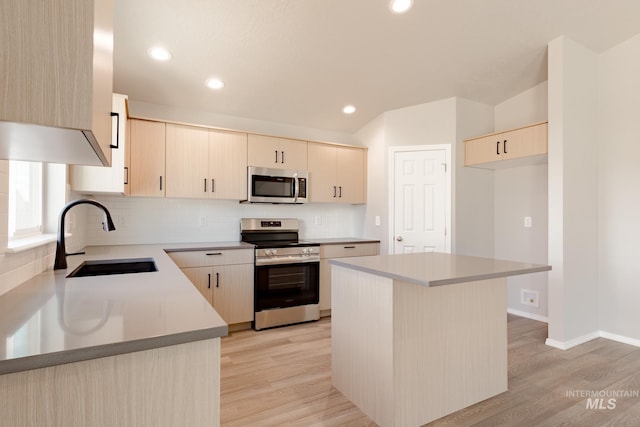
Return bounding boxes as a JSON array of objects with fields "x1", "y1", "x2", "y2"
[{"x1": 392, "y1": 148, "x2": 449, "y2": 254}]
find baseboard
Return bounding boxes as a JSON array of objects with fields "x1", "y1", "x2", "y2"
[
  {"x1": 545, "y1": 330, "x2": 640, "y2": 350},
  {"x1": 599, "y1": 330, "x2": 640, "y2": 348},
  {"x1": 507, "y1": 308, "x2": 548, "y2": 323},
  {"x1": 545, "y1": 331, "x2": 600, "y2": 350}
]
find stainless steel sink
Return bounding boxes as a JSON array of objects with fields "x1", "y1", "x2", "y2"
[{"x1": 67, "y1": 258, "x2": 158, "y2": 278}]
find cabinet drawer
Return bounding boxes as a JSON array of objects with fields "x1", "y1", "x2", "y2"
[
  {"x1": 320, "y1": 242, "x2": 379, "y2": 259},
  {"x1": 168, "y1": 249, "x2": 254, "y2": 268}
]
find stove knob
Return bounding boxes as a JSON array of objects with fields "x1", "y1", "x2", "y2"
[
  {"x1": 265, "y1": 249, "x2": 273, "y2": 256},
  {"x1": 301, "y1": 248, "x2": 308, "y2": 254},
  {"x1": 271, "y1": 249, "x2": 278, "y2": 256}
]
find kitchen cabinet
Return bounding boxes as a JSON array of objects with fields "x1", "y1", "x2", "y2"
[
  {"x1": 128, "y1": 119, "x2": 166, "y2": 197},
  {"x1": 464, "y1": 122, "x2": 548, "y2": 168},
  {"x1": 0, "y1": 0, "x2": 114, "y2": 166},
  {"x1": 319, "y1": 242, "x2": 380, "y2": 314},
  {"x1": 168, "y1": 249, "x2": 254, "y2": 326},
  {"x1": 248, "y1": 134, "x2": 307, "y2": 170},
  {"x1": 165, "y1": 124, "x2": 248, "y2": 200},
  {"x1": 308, "y1": 143, "x2": 366, "y2": 204},
  {"x1": 70, "y1": 94, "x2": 128, "y2": 194}
]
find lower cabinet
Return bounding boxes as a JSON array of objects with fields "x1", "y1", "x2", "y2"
[
  {"x1": 168, "y1": 249, "x2": 254, "y2": 326},
  {"x1": 319, "y1": 242, "x2": 380, "y2": 314}
]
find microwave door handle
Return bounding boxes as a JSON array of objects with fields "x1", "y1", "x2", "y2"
[{"x1": 293, "y1": 173, "x2": 299, "y2": 203}]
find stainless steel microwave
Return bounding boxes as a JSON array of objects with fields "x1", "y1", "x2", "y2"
[{"x1": 247, "y1": 166, "x2": 308, "y2": 204}]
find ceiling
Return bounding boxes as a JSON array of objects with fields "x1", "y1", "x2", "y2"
[{"x1": 113, "y1": 0, "x2": 640, "y2": 134}]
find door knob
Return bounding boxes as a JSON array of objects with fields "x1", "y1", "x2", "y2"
[{"x1": 396, "y1": 236, "x2": 403, "y2": 242}]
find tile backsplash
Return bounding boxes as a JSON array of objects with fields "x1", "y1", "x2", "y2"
[{"x1": 83, "y1": 196, "x2": 366, "y2": 246}]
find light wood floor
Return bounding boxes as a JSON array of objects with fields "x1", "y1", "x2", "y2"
[{"x1": 220, "y1": 315, "x2": 640, "y2": 426}]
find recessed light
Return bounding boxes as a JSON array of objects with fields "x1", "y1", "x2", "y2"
[
  {"x1": 148, "y1": 46, "x2": 172, "y2": 61},
  {"x1": 389, "y1": 0, "x2": 413, "y2": 14},
  {"x1": 206, "y1": 78, "x2": 225, "y2": 90},
  {"x1": 343, "y1": 105, "x2": 356, "y2": 114}
]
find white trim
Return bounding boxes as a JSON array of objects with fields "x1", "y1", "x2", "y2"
[
  {"x1": 545, "y1": 331, "x2": 600, "y2": 350},
  {"x1": 4, "y1": 233, "x2": 58, "y2": 253},
  {"x1": 388, "y1": 144, "x2": 452, "y2": 255},
  {"x1": 507, "y1": 308, "x2": 548, "y2": 323},
  {"x1": 599, "y1": 331, "x2": 640, "y2": 348}
]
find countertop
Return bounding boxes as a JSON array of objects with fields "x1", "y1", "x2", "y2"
[
  {"x1": 0, "y1": 242, "x2": 252, "y2": 375},
  {"x1": 310, "y1": 237, "x2": 380, "y2": 245},
  {"x1": 330, "y1": 252, "x2": 551, "y2": 287}
]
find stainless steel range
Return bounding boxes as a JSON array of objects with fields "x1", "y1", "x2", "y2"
[{"x1": 241, "y1": 218, "x2": 320, "y2": 330}]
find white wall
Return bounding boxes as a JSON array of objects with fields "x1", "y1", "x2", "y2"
[
  {"x1": 597, "y1": 33, "x2": 640, "y2": 342},
  {"x1": 547, "y1": 36, "x2": 600, "y2": 347},
  {"x1": 493, "y1": 82, "x2": 549, "y2": 319},
  {"x1": 354, "y1": 98, "x2": 464, "y2": 255},
  {"x1": 454, "y1": 98, "x2": 495, "y2": 257}
]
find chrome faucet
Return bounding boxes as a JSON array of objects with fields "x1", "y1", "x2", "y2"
[{"x1": 54, "y1": 199, "x2": 116, "y2": 270}]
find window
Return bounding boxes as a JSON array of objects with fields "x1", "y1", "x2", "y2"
[{"x1": 8, "y1": 160, "x2": 43, "y2": 239}]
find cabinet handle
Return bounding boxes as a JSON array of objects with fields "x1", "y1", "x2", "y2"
[
  {"x1": 344, "y1": 245, "x2": 356, "y2": 249},
  {"x1": 206, "y1": 252, "x2": 222, "y2": 256},
  {"x1": 109, "y1": 112, "x2": 120, "y2": 149},
  {"x1": 281, "y1": 151, "x2": 285, "y2": 163},
  {"x1": 124, "y1": 166, "x2": 129, "y2": 185},
  {"x1": 503, "y1": 139, "x2": 507, "y2": 154},
  {"x1": 204, "y1": 178, "x2": 207, "y2": 192},
  {"x1": 216, "y1": 272, "x2": 220, "y2": 288},
  {"x1": 207, "y1": 273, "x2": 211, "y2": 289},
  {"x1": 159, "y1": 176, "x2": 163, "y2": 191},
  {"x1": 339, "y1": 186, "x2": 342, "y2": 198},
  {"x1": 211, "y1": 179, "x2": 215, "y2": 192},
  {"x1": 275, "y1": 150, "x2": 278, "y2": 163},
  {"x1": 496, "y1": 140, "x2": 500, "y2": 155},
  {"x1": 333, "y1": 186, "x2": 337, "y2": 198}
]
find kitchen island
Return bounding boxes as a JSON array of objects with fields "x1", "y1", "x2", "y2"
[
  {"x1": 0, "y1": 243, "x2": 248, "y2": 427},
  {"x1": 329, "y1": 252, "x2": 551, "y2": 427}
]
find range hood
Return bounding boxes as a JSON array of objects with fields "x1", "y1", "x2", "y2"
[{"x1": 0, "y1": 121, "x2": 108, "y2": 166}]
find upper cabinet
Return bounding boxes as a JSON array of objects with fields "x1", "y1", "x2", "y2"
[
  {"x1": 308, "y1": 143, "x2": 366, "y2": 204},
  {"x1": 70, "y1": 94, "x2": 128, "y2": 194},
  {"x1": 128, "y1": 119, "x2": 166, "y2": 197},
  {"x1": 248, "y1": 134, "x2": 307, "y2": 170},
  {"x1": 464, "y1": 122, "x2": 548, "y2": 168},
  {"x1": 0, "y1": 0, "x2": 114, "y2": 166},
  {"x1": 165, "y1": 124, "x2": 247, "y2": 200}
]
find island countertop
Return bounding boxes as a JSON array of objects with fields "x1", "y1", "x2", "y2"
[
  {"x1": 0, "y1": 243, "x2": 253, "y2": 375},
  {"x1": 329, "y1": 251, "x2": 551, "y2": 287}
]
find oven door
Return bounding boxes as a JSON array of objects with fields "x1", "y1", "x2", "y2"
[{"x1": 255, "y1": 261, "x2": 319, "y2": 311}]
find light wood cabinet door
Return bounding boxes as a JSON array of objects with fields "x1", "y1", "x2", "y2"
[
  {"x1": 248, "y1": 134, "x2": 307, "y2": 170},
  {"x1": 308, "y1": 142, "x2": 366, "y2": 204},
  {"x1": 212, "y1": 264, "x2": 254, "y2": 325},
  {"x1": 503, "y1": 122, "x2": 548, "y2": 160},
  {"x1": 465, "y1": 122, "x2": 548, "y2": 167},
  {"x1": 209, "y1": 130, "x2": 248, "y2": 200},
  {"x1": 165, "y1": 124, "x2": 209, "y2": 199},
  {"x1": 129, "y1": 119, "x2": 166, "y2": 197},
  {"x1": 181, "y1": 267, "x2": 214, "y2": 304},
  {"x1": 336, "y1": 146, "x2": 366, "y2": 204},
  {"x1": 308, "y1": 143, "x2": 337, "y2": 202},
  {"x1": 70, "y1": 94, "x2": 128, "y2": 194},
  {"x1": 0, "y1": 0, "x2": 113, "y2": 165}
]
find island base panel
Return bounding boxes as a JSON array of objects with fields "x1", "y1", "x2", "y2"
[
  {"x1": 331, "y1": 265, "x2": 507, "y2": 426},
  {"x1": 0, "y1": 338, "x2": 220, "y2": 427}
]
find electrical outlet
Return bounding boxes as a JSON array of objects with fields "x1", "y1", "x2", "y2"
[
  {"x1": 521, "y1": 289, "x2": 539, "y2": 307},
  {"x1": 524, "y1": 216, "x2": 532, "y2": 228},
  {"x1": 199, "y1": 215, "x2": 207, "y2": 227},
  {"x1": 314, "y1": 216, "x2": 322, "y2": 225},
  {"x1": 375, "y1": 215, "x2": 381, "y2": 226}
]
